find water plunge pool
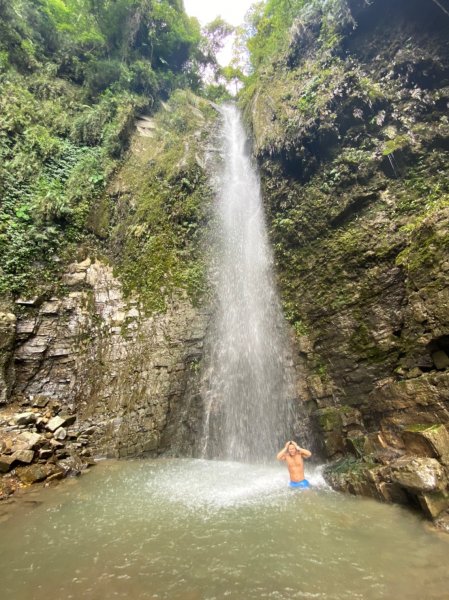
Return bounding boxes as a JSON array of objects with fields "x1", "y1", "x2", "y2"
[{"x1": 1, "y1": 459, "x2": 448, "y2": 599}]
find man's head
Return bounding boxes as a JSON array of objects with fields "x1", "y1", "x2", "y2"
[{"x1": 287, "y1": 442, "x2": 297, "y2": 456}]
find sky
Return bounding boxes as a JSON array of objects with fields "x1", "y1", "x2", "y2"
[
  {"x1": 183, "y1": 0, "x2": 256, "y2": 64},
  {"x1": 183, "y1": 0, "x2": 254, "y2": 26}
]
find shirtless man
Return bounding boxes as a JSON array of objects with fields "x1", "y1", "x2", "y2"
[{"x1": 277, "y1": 440, "x2": 312, "y2": 489}]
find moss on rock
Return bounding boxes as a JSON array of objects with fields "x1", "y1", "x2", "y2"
[{"x1": 109, "y1": 91, "x2": 218, "y2": 313}]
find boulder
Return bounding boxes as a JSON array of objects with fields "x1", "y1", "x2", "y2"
[
  {"x1": 46, "y1": 415, "x2": 75, "y2": 432},
  {"x1": 59, "y1": 414, "x2": 76, "y2": 427},
  {"x1": 54, "y1": 427, "x2": 67, "y2": 441},
  {"x1": 17, "y1": 464, "x2": 56, "y2": 484},
  {"x1": 18, "y1": 432, "x2": 44, "y2": 450},
  {"x1": 45, "y1": 470, "x2": 65, "y2": 482},
  {"x1": 390, "y1": 457, "x2": 447, "y2": 493},
  {"x1": 435, "y1": 511, "x2": 449, "y2": 533},
  {"x1": 38, "y1": 448, "x2": 54, "y2": 460},
  {"x1": 32, "y1": 396, "x2": 50, "y2": 409},
  {"x1": 46, "y1": 416, "x2": 65, "y2": 432},
  {"x1": 418, "y1": 491, "x2": 449, "y2": 519},
  {"x1": 50, "y1": 439, "x2": 64, "y2": 450},
  {"x1": 14, "y1": 412, "x2": 37, "y2": 426},
  {"x1": 376, "y1": 482, "x2": 410, "y2": 505},
  {"x1": 0, "y1": 479, "x2": 14, "y2": 499},
  {"x1": 82, "y1": 426, "x2": 97, "y2": 436},
  {"x1": 0, "y1": 454, "x2": 15, "y2": 473},
  {"x1": 431, "y1": 350, "x2": 449, "y2": 370},
  {"x1": 12, "y1": 449, "x2": 34, "y2": 464},
  {"x1": 402, "y1": 424, "x2": 449, "y2": 466},
  {"x1": 58, "y1": 454, "x2": 85, "y2": 476}
]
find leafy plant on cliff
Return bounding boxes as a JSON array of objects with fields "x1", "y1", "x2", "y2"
[
  {"x1": 111, "y1": 91, "x2": 216, "y2": 312},
  {"x1": 0, "y1": 0, "x2": 214, "y2": 299}
]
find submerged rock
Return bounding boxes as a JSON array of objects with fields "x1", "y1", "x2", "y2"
[
  {"x1": 435, "y1": 511, "x2": 449, "y2": 533},
  {"x1": 418, "y1": 491, "x2": 449, "y2": 519}
]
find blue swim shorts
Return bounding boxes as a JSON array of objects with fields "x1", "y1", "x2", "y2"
[{"x1": 289, "y1": 479, "x2": 311, "y2": 489}]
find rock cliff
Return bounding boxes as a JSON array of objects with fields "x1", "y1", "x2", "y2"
[
  {"x1": 243, "y1": 0, "x2": 449, "y2": 526},
  {"x1": 0, "y1": 92, "x2": 216, "y2": 496}
]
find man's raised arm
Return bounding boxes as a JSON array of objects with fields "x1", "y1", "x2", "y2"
[{"x1": 276, "y1": 441, "x2": 290, "y2": 460}]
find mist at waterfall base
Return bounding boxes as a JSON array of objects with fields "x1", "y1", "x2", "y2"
[
  {"x1": 201, "y1": 105, "x2": 299, "y2": 461},
  {"x1": 1, "y1": 460, "x2": 449, "y2": 600}
]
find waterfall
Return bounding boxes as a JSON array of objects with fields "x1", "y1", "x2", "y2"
[{"x1": 201, "y1": 105, "x2": 297, "y2": 462}]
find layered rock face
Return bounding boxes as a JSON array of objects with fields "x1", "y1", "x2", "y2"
[
  {"x1": 0, "y1": 310, "x2": 16, "y2": 404},
  {"x1": 0, "y1": 259, "x2": 207, "y2": 497},
  {"x1": 244, "y1": 0, "x2": 449, "y2": 523},
  {"x1": 9, "y1": 259, "x2": 206, "y2": 458}
]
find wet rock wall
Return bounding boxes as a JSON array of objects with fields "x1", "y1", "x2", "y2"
[
  {"x1": 1, "y1": 258, "x2": 207, "y2": 461},
  {"x1": 244, "y1": 0, "x2": 449, "y2": 522}
]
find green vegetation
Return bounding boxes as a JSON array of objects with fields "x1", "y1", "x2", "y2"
[
  {"x1": 382, "y1": 135, "x2": 409, "y2": 157},
  {"x1": 245, "y1": 0, "x2": 310, "y2": 69},
  {"x1": 111, "y1": 91, "x2": 216, "y2": 312},
  {"x1": 0, "y1": 0, "x2": 219, "y2": 300},
  {"x1": 235, "y1": 0, "x2": 449, "y2": 396},
  {"x1": 405, "y1": 424, "x2": 441, "y2": 433}
]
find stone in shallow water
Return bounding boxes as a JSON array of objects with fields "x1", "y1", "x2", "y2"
[
  {"x1": 17, "y1": 464, "x2": 57, "y2": 484},
  {"x1": 377, "y1": 481, "x2": 410, "y2": 505},
  {"x1": 435, "y1": 511, "x2": 449, "y2": 533},
  {"x1": 390, "y1": 457, "x2": 447, "y2": 493},
  {"x1": 418, "y1": 491, "x2": 449, "y2": 519},
  {"x1": 58, "y1": 454, "x2": 85, "y2": 476}
]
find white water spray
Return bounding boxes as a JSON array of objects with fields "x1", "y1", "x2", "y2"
[{"x1": 202, "y1": 105, "x2": 296, "y2": 461}]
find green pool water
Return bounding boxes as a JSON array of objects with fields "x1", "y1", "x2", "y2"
[{"x1": 0, "y1": 459, "x2": 448, "y2": 599}]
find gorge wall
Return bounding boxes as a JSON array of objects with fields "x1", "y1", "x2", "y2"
[
  {"x1": 0, "y1": 92, "x2": 216, "y2": 495},
  {"x1": 243, "y1": 0, "x2": 449, "y2": 525}
]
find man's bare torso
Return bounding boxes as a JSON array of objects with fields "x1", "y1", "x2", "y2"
[
  {"x1": 285, "y1": 453, "x2": 305, "y2": 483},
  {"x1": 277, "y1": 441, "x2": 311, "y2": 482}
]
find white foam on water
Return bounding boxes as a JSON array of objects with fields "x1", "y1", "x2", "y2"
[{"x1": 144, "y1": 459, "x2": 329, "y2": 512}]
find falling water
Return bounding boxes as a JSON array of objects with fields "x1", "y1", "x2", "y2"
[{"x1": 202, "y1": 105, "x2": 296, "y2": 461}]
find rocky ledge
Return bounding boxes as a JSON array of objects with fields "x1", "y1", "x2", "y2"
[{"x1": 324, "y1": 422, "x2": 449, "y2": 532}]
